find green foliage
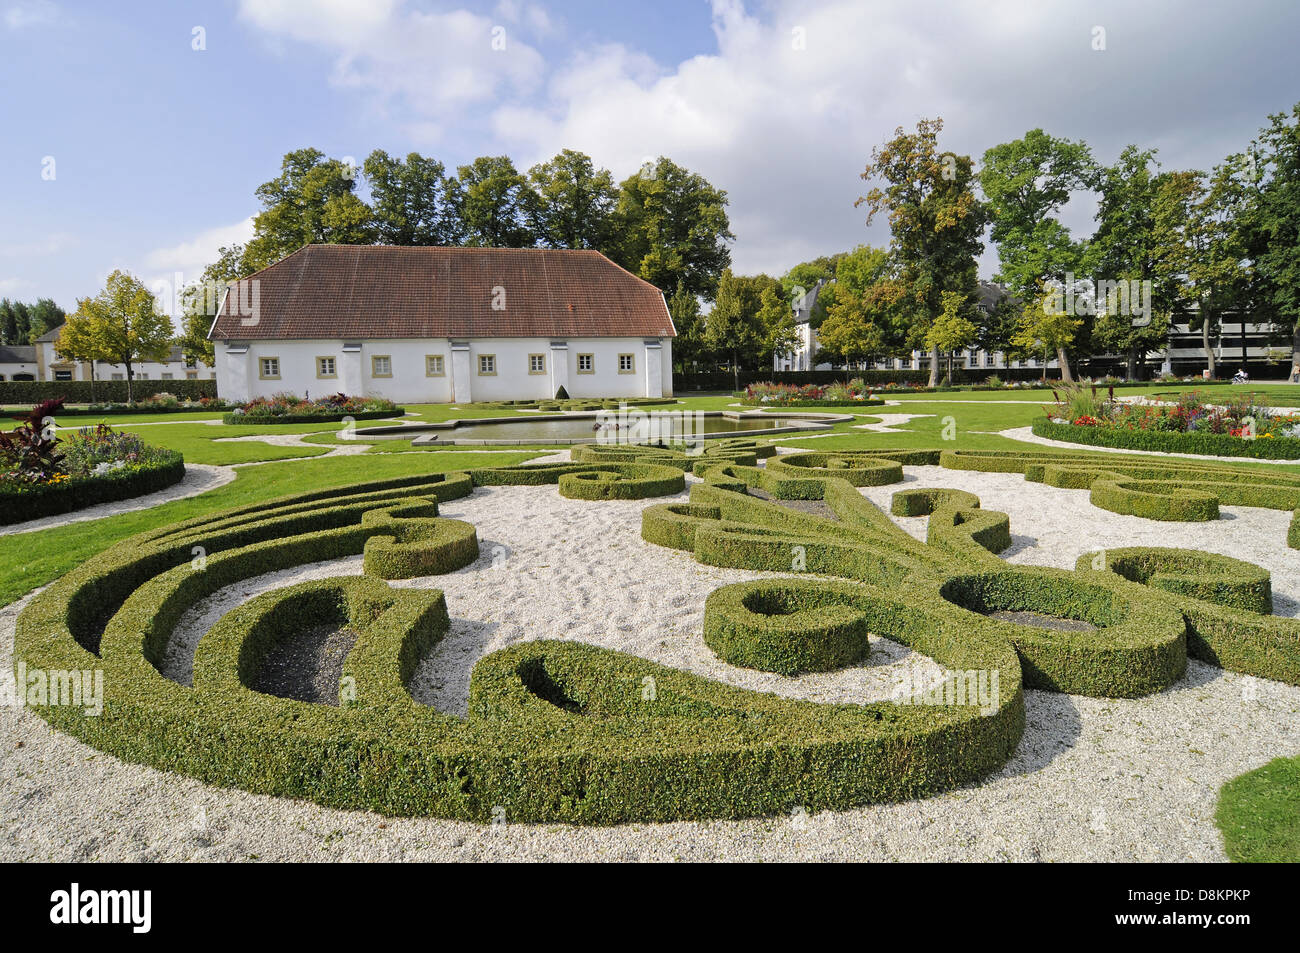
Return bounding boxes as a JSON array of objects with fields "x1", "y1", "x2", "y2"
[
  {"x1": 1252, "y1": 103, "x2": 1300, "y2": 320},
  {"x1": 467, "y1": 458, "x2": 685, "y2": 500},
  {"x1": 452, "y1": 155, "x2": 537, "y2": 248},
  {"x1": 17, "y1": 440, "x2": 1300, "y2": 826},
  {"x1": 979, "y1": 128, "x2": 1097, "y2": 302},
  {"x1": 610, "y1": 156, "x2": 734, "y2": 298},
  {"x1": 1033, "y1": 414, "x2": 1300, "y2": 461},
  {"x1": 60, "y1": 271, "x2": 174, "y2": 402},
  {"x1": 0, "y1": 379, "x2": 216, "y2": 403},
  {"x1": 13, "y1": 470, "x2": 1025, "y2": 823},
  {"x1": 526, "y1": 149, "x2": 618, "y2": 250},
  {"x1": 1217, "y1": 756, "x2": 1300, "y2": 862},
  {"x1": 703, "y1": 578, "x2": 875, "y2": 675},
  {"x1": 857, "y1": 118, "x2": 986, "y2": 385},
  {"x1": 244, "y1": 148, "x2": 374, "y2": 270},
  {"x1": 1080, "y1": 547, "x2": 1271, "y2": 615},
  {"x1": 364, "y1": 149, "x2": 463, "y2": 246}
]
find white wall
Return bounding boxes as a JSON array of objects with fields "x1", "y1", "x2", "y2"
[
  {"x1": 38, "y1": 341, "x2": 214, "y2": 383},
  {"x1": 215, "y1": 337, "x2": 675, "y2": 403},
  {"x1": 0, "y1": 362, "x2": 38, "y2": 381}
]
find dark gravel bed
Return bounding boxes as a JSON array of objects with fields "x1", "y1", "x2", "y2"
[
  {"x1": 247, "y1": 625, "x2": 359, "y2": 705},
  {"x1": 748, "y1": 488, "x2": 838, "y2": 521}
]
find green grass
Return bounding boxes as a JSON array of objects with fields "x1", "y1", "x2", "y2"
[
  {"x1": 0, "y1": 451, "x2": 540, "y2": 605},
  {"x1": 103, "y1": 422, "x2": 346, "y2": 464},
  {"x1": 1217, "y1": 755, "x2": 1300, "y2": 862}
]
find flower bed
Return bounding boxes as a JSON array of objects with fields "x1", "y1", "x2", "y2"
[
  {"x1": 741, "y1": 379, "x2": 885, "y2": 407},
  {"x1": 223, "y1": 392, "x2": 403, "y2": 425},
  {"x1": 52, "y1": 394, "x2": 235, "y2": 416},
  {"x1": 1035, "y1": 386, "x2": 1300, "y2": 459},
  {"x1": 0, "y1": 404, "x2": 185, "y2": 524}
]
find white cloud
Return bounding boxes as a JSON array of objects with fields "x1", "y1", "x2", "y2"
[
  {"x1": 0, "y1": 278, "x2": 32, "y2": 294},
  {"x1": 0, "y1": 232, "x2": 76, "y2": 257},
  {"x1": 236, "y1": 0, "x2": 546, "y2": 126},
  {"x1": 144, "y1": 217, "x2": 254, "y2": 275},
  {"x1": 234, "y1": 0, "x2": 1300, "y2": 280},
  {"x1": 4, "y1": 0, "x2": 57, "y2": 29},
  {"x1": 490, "y1": 0, "x2": 1298, "y2": 277},
  {"x1": 142, "y1": 218, "x2": 255, "y2": 316}
]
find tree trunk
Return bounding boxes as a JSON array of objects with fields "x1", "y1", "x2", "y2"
[
  {"x1": 1126, "y1": 348, "x2": 1138, "y2": 381},
  {"x1": 927, "y1": 345, "x2": 940, "y2": 388},
  {"x1": 1202, "y1": 312, "x2": 1216, "y2": 377},
  {"x1": 1056, "y1": 346, "x2": 1074, "y2": 383},
  {"x1": 126, "y1": 363, "x2": 133, "y2": 403}
]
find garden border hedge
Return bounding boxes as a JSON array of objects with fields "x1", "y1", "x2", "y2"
[
  {"x1": 1032, "y1": 415, "x2": 1300, "y2": 460},
  {"x1": 222, "y1": 408, "x2": 405, "y2": 425},
  {"x1": 0, "y1": 454, "x2": 185, "y2": 525}
]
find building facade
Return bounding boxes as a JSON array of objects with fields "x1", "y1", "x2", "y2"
[
  {"x1": 0, "y1": 333, "x2": 214, "y2": 383},
  {"x1": 209, "y1": 245, "x2": 676, "y2": 404}
]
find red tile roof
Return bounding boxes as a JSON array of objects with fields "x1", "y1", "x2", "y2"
[{"x1": 209, "y1": 244, "x2": 675, "y2": 340}]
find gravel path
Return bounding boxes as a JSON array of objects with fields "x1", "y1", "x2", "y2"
[
  {"x1": 0, "y1": 464, "x2": 234, "y2": 537},
  {"x1": 4, "y1": 466, "x2": 1299, "y2": 861}
]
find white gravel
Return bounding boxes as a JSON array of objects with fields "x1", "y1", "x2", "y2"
[{"x1": 3, "y1": 466, "x2": 1299, "y2": 861}]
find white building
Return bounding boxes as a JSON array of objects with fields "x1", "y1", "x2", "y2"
[
  {"x1": 0, "y1": 345, "x2": 38, "y2": 381},
  {"x1": 0, "y1": 332, "x2": 214, "y2": 383},
  {"x1": 774, "y1": 279, "x2": 831, "y2": 372},
  {"x1": 209, "y1": 245, "x2": 676, "y2": 404}
]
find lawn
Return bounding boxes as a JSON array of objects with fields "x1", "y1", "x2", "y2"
[{"x1": 1217, "y1": 755, "x2": 1300, "y2": 862}]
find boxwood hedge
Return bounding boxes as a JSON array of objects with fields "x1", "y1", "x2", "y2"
[
  {"x1": 14, "y1": 469, "x2": 1028, "y2": 823},
  {"x1": 222, "y1": 409, "x2": 404, "y2": 425},
  {"x1": 0, "y1": 453, "x2": 185, "y2": 525},
  {"x1": 939, "y1": 448, "x2": 1300, "y2": 549},
  {"x1": 14, "y1": 444, "x2": 1300, "y2": 825}
]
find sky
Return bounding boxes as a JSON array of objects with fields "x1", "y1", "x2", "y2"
[{"x1": 2, "y1": 0, "x2": 1299, "y2": 321}]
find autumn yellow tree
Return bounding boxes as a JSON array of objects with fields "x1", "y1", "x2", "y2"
[{"x1": 63, "y1": 270, "x2": 173, "y2": 402}]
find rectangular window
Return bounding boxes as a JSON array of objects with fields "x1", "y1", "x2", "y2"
[
  {"x1": 53, "y1": 369, "x2": 73, "y2": 381},
  {"x1": 478, "y1": 354, "x2": 496, "y2": 375},
  {"x1": 576, "y1": 353, "x2": 594, "y2": 374},
  {"x1": 137, "y1": 373, "x2": 148, "y2": 380},
  {"x1": 371, "y1": 355, "x2": 392, "y2": 378},
  {"x1": 161, "y1": 373, "x2": 174, "y2": 380},
  {"x1": 111, "y1": 373, "x2": 124, "y2": 381},
  {"x1": 259, "y1": 357, "x2": 280, "y2": 380},
  {"x1": 426, "y1": 354, "x2": 445, "y2": 377},
  {"x1": 186, "y1": 371, "x2": 198, "y2": 380},
  {"x1": 618, "y1": 353, "x2": 635, "y2": 374},
  {"x1": 528, "y1": 353, "x2": 546, "y2": 374},
  {"x1": 317, "y1": 356, "x2": 337, "y2": 378}
]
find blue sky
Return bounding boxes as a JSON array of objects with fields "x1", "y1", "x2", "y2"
[{"x1": 3, "y1": 0, "x2": 1299, "y2": 321}]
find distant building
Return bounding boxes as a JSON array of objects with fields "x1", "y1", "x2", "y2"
[
  {"x1": 27, "y1": 326, "x2": 214, "y2": 383},
  {"x1": 773, "y1": 279, "x2": 831, "y2": 372},
  {"x1": 0, "y1": 330, "x2": 213, "y2": 384}
]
